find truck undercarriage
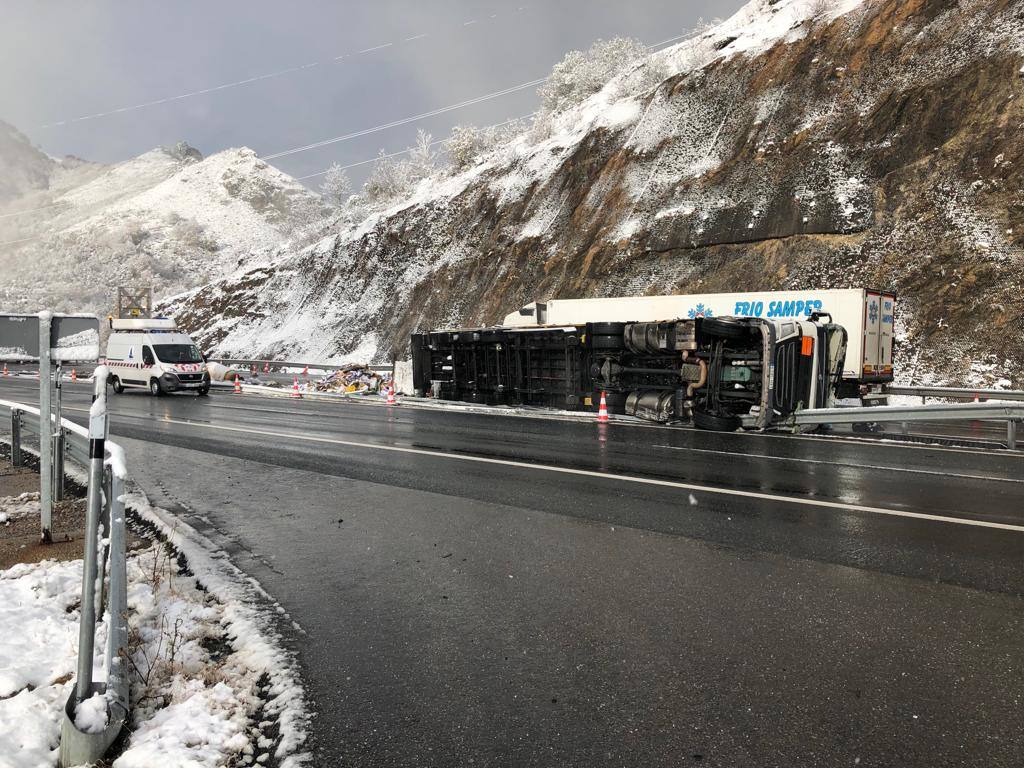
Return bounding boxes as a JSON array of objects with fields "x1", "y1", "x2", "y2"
[{"x1": 411, "y1": 316, "x2": 848, "y2": 430}]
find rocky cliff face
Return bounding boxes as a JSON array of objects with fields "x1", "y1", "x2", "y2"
[{"x1": 166, "y1": 0, "x2": 1024, "y2": 387}]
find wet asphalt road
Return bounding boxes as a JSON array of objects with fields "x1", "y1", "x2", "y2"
[{"x1": 2, "y1": 377, "x2": 1023, "y2": 767}]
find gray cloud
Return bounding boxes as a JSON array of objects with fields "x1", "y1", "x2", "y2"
[{"x1": 0, "y1": 0, "x2": 741, "y2": 185}]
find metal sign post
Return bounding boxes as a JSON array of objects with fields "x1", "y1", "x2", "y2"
[
  {"x1": 38, "y1": 311, "x2": 53, "y2": 543},
  {"x1": 54, "y1": 363, "x2": 64, "y2": 502},
  {"x1": 1, "y1": 311, "x2": 100, "y2": 543}
]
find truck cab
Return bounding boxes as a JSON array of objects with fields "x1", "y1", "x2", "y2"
[{"x1": 104, "y1": 318, "x2": 210, "y2": 396}]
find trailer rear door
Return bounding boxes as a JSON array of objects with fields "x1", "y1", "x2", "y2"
[
  {"x1": 861, "y1": 291, "x2": 895, "y2": 382},
  {"x1": 862, "y1": 291, "x2": 881, "y2": 377},
  {"x1": 879, "y1": 292, "x2": 895, "y2": 379}
]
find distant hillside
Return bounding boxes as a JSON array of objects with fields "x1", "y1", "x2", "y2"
[
  {"x1": 164, "y1": 0, "x2": 1024, "y2": 388},
  {"x1": 0, "y1": 127, "x2": 331, "y2": 315}
]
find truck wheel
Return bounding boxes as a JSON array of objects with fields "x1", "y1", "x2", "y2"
[
  {"x1": 111, "y1": 377, "x2": 124, "y2": 394},
  {"x1": 149, "y1": 378, "x2": 164, "y2": 397},
  {"x1": 692, "y1": 408, "x2": 741, "y2": 432},
  {"x1": 590, "y1": 334, "x2": 625, "y2": 350},
  {"x1": 700, "y1": 317, "x2": 748, "y2": 340}
]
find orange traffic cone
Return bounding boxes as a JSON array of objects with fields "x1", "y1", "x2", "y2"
[
  {"x1": 291, "y1": 376, "x2": 302, "y2": 399},
  {"x1": 2, "y1": 363, "x2": 7, "y2": 377},
  {"x1": 303, "y1": 365, "x2": 309, "y2": 377},
  {"x1": 263, "y1": 362, "x2": 270, "y2": 373},
  {"x1": 597, "y1": 391, "x2": 609, "y2": 422},
  {"x1": 71, "y1": 368, "x2": 77, "y2": 383},
  {"x1": 251, "y1": 364, "x2": 257, "y2": 375},
  {"x1": 233, "y1": 376, "x2": 242, "y2": 394},
  {"x1": 386, "y1": 386, "x2": 396, "y2": 405}
]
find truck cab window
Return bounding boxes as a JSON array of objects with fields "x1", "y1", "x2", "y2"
[{"x1": 142, "y1": 346, "x2": 155, "y2": 366}]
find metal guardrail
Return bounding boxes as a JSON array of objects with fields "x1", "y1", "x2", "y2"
[
  {"x1": 886, "y1": 385, "x2": 1024, "y2": 403},
  {"x1": 1, "y1": 367, "x2": 130, "y2": 766},
  {"x1": 213, "y1": 357, "x2": 393, "y2": 374},
  {"x1": 744, "y1": 402, "x2": 1023, "y2": 450}
]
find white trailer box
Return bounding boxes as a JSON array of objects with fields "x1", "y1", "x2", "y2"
[{"x1": 504, "y1": 288, "x2": 895, "y2": 383}]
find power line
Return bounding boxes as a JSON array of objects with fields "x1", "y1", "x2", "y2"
[
  {"x1": 281, "y1": 30, "x2": 701, "y2": 176},
  {"x1": 261, "y1": 78, "x2": 547, "y2": 161},
  {"x1": 297, "y1": 114, "x2": 535, "y2": 181},
  {"x1": 36, "y1": 7, "x2": 534, "y2": 129}
]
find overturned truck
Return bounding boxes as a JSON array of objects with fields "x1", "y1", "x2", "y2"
[{"x1": 411, "y1": 289, "x2": 895, "y2": 430}]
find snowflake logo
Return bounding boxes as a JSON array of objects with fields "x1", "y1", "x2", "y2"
[
  {"x1": 868, "y1": 302, "x2": 879, "y2": 324},
  {"x1": 687, "y1": 303, "x2": 714, "y2": 319}
]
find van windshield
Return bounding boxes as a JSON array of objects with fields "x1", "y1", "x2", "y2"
[{"x1": 154, "y1": 344, "x2": 202, "y2": 363}]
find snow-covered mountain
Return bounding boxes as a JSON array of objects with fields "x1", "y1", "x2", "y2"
[
  {"x1": 167, "y1": 0, "x2": 1024, "y2": 387},
  {"x1": 0, "y1": 126, "x2": 330, "y2": 314}
]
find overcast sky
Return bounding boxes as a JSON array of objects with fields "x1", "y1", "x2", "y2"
[{"x1": 1, "y1": 1, "x2": 742, "y2": 187}]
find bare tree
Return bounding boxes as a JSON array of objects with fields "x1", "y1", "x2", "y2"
[{"x1": 320, "y1": 163, "x2": 352, "y2": 206}]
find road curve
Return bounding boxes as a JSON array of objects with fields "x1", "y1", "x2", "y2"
[{"x1": 2, "y1": 377, "x2": 1022, "y2": 767}]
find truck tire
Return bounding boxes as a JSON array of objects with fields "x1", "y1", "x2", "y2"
[
  {"x1": 110, "y1": 377, "x2": 124, "y2": 394},
  {"x1": 692, "y1": 408, "x2": 741, "y2": 432},
  {"x1": 700, "y1": 317, "x2": 748, "y2": 340},
  {"x1": 593, "y1": 390, "x2": 627, "y2": 414},
  {"x1": 589, "y1": 322, "x2": 625, "y2": 350},
  {"x1": 149, "y1": 378, "x2": 164, "y2": 397},
  {"x1": 590, "y1": 334, "x2": 625, "y2": 350}
]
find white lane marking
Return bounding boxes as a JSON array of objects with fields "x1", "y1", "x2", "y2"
[
  {"x1": 358, "y1": 42, "x2": 393, "y2": 54},
  {"x1": 463, "y1": 19, "x2": 477, "y2": 25},
  {"x1": 404, "y1": 33, "x2": 428, "y2": 42},
  {"x1": 4, "y1": 382, "x2": 1019, "y2": 460},
  {"x1": 653, "y1": 444, "x2": 1024, "y2": 485},
  {"x1": 156, "y1": 417, "x2": 1024, "y2": 533}
]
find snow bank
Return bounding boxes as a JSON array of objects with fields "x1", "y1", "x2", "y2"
[
  {"x1": 125, "y1": 491, "x2": 310, "y2": 767},
  {"x1": 0, "y1": 489, "x2": 309, "y2": 768},
  {"x1": 0, "y1": 557, "x2": 99, "y2": 767}
]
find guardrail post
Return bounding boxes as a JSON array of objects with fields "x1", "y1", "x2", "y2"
[
  {"x1": 54, "y1": 427, "x2": 66, "y2": 502},
  {"x1": 97, "y1": 466, "x2": 112, "y2": 613},
  {"x1": 10, "y1": 409, "x2": 22, "y2": 466},
  {"x1": 39, "y1": 311, "x2": 53, "y2": 543},
  {"x1": 1010, "y1": 420, "x2": 1018, "y2": 451},
  {"x1": 75, "y1": 368, "x2": 108, "y2": 705},
  {"x1": 106, "y1": 470, "x2": 128, "y2": 703},
  {"x1": 54, "y1": 364, "x2": 64, "y2": 501}
]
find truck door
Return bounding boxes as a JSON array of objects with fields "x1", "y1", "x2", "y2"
[
  {"x1": 815, "y1": 324, "x2": 848, "y2": 407},
  {"x1": 879, "y1": 292, "x2": 895, "y2": 381},
  {"x1": 862, "y1": 291, "x2": 881, "y2": 378}
]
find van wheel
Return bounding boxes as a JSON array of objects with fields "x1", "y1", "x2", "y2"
[
  {"x1": 197, "y1": 385, "x2": 210, "y2": 396},
  {"x1": 692, "y1": 408, "x2": 741, "y2": 432},
  {"x1": 111, "y1": 377, "x2": 124, "y2": 394},
  {"x1": 149, "y1": 378, "x2": 164, "y2": 397}
]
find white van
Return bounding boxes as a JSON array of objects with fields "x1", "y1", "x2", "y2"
[{"x1": 104, "y1": 318, "x2": 210, "y2": 396}]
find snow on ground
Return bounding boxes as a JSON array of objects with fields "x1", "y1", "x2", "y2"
[
  {"x1": 0, "y1": 491, "x2": 40, "y2": 524},
  {"x1": 0, "y1": 490, "x2": 309, "y2": 768},
  {"x1": 0, "y1": 554, "x2": 101, "y2": 768}
]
